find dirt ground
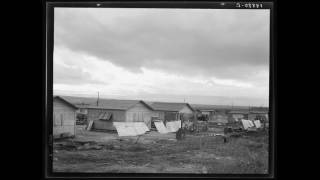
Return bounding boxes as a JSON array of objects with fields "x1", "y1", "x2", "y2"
[{"x1": 53, "y1": 125, "x2": 269, "y2": 174}]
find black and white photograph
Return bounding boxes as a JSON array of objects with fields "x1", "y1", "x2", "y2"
[{"x1": 48, "y1": 2, "x2": 274, "y2": 176}]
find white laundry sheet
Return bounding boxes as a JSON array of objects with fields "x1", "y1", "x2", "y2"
[
  {"x1": 248, "y1": 120, "x2": 254, "y2": 127},
  {"x1": 254, "y1": 120, "x2": 261, "y2": 128},
  {"x1": 241, "y1": 119, "x2": 255, "y2": 130},
  {"x1": 113, "y1": 122, "x2": 149, "y2": 136},
  {"x1": 134, "y1": 122, "x2": 150, "y2": 133},
  {"x1": 241, "y1": 120, "x2": 249, "y2": 130},
  {"x1": 154, "y1": 121, "x2": 169, "y2": 134},
  {"x1": 166, "y1": 120, "x2": 181, "y2": 132}
]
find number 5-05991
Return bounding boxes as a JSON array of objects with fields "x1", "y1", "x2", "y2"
[
  {"x1": 246, "y1": 3, "x2": 263, "y2": 8},
  {"x1": 236, "y1": 3, "x2": 263, "y2": 8}
]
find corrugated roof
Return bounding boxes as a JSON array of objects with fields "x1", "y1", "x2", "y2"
[
  {"x1": 147, "y1": 102, "x2": 194, "y2": 112},
  {"x1": 59, "y1": 96, "x2": 153, "y2": 110}
]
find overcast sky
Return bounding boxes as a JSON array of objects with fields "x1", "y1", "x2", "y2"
[{"x1": 53, "y1": 8, "x2": 270, "y2": 106}]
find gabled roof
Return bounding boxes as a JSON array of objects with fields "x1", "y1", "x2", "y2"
[
  {"x1": 147, "y1": 102, "x2": 194, "y2": 112},
  {"x1": 54, "y1": 96, "x2": 78, "y2": 109},
  {"x1": 58, "y1": 96, "x2": 153, "y2": 111}
]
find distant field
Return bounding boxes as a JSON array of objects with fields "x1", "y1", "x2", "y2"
[{"x1": 53, "y1": 126, "x2": 268, "y2": 174}]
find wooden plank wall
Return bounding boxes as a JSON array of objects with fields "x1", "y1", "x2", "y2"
[
  {"x1": 87, "y1": 109, "x2": 126, "y2": 122},
  {"x1": 92, "y1": 120, "x2": 115, "y2": 130},
  {"x1": 126, "y1": 102, "x2": 154, "y2": 128},
  {"x1": 152, "y1": 111, "x2": 165, "y2": 120},
  {"x1": 53, "y1": 98, "x2": 76, "y2": 136}
]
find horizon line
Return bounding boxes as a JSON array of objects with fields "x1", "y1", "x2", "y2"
[{"x1": 53, "y1": 93, "x2": 269, "y2": 108}]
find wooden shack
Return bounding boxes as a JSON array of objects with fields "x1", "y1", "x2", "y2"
[
  {"x1": 147, "y1": 102, "x2": 195, "y2": 125},
  {"x1": 53, "y1": 96, "x2": 78, "y2": 138},
  {"x1": 59, "y1": 96, "x2": 154, "y2": 130}
]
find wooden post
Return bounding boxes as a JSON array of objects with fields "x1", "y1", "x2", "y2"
[
  {"x1": 74, "y1": 112, "x2": 76, "y2": 136},
  {"x1": 97, "y1": 91, "x2": 99, "y2": 106}
]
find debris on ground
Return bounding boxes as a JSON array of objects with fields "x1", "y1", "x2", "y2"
[
  {"x1": 54, "y1": 140, "x2": 107, "y2": 151},
  {"x1": 53, "y1": 128, "x2": 268, "y2": 174}
]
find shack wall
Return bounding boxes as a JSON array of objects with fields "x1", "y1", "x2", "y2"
[
  {"x1": 165, "y1": 111, "x2": 178, "y2": 121},
  {"x1": 152, "y1": 111, "x2": 165, "y2": 120},
  {"x1": 88, "y1": 109, "x2": 126, "y2": 131},
  {"x1": 53, "y1": 98, "x2": 76, "y2": 137},
  {"x1": 126, "y1": 102, "x2": 154, "y2": 128},
  {"x1": 92, "y1": 120, "x2": 114, "y2": 131},
  {"x1": 87, "y1": 109, "x2": 126, "y2": 122}
]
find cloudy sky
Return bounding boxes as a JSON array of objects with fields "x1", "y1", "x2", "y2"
[{"x1": 54, "y1": 8, "x2": 270, "y2": 106}]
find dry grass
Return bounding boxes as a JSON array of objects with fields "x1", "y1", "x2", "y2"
[{"x1": 53, "y1": 131, "x2": 268, "y2": 174}]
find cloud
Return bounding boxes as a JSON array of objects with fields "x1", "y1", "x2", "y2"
[
  {"x1": 54, "y1": 8, "x2": 270, "y2": 80},
  {"x1": 54, "y1": 46, "x2": 268, "y2": 100},
  {"x1": 53, "y1": 48, "x2": 105, "y2": 85},
  {"x1": 53, "y1": 8, "x2": 270, "y2": 106}
]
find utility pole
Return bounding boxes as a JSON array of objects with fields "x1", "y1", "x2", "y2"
[{"x1": 97, "y1": 91, "x2": 99, "y2": 106}]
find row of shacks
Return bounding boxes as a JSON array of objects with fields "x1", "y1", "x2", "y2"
[
  {"x1": 192, "y1": 104, "x2": 269, "y2": 123},
  {"x1": 53, "y1": 96, "x2": 269, "y2": 138}
]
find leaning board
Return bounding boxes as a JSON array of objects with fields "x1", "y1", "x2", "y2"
[{"x1": 86, "y1": 120, "x2": 94, "y2": 131}]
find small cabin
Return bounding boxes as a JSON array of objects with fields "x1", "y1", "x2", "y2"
[
  {"x1": 53, "y1": 96, "x2": 78, "y2": 138},
  {"x1": 58, "y1": 96, "x2": 155, "y2": 130},
  {"x1": 147, "y1": 102, "x2": 195, "y2": 125}
]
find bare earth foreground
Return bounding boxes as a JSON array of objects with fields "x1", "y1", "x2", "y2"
[{"x1": 53, "y1": 126, "x2": 268, "y2": 174}]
